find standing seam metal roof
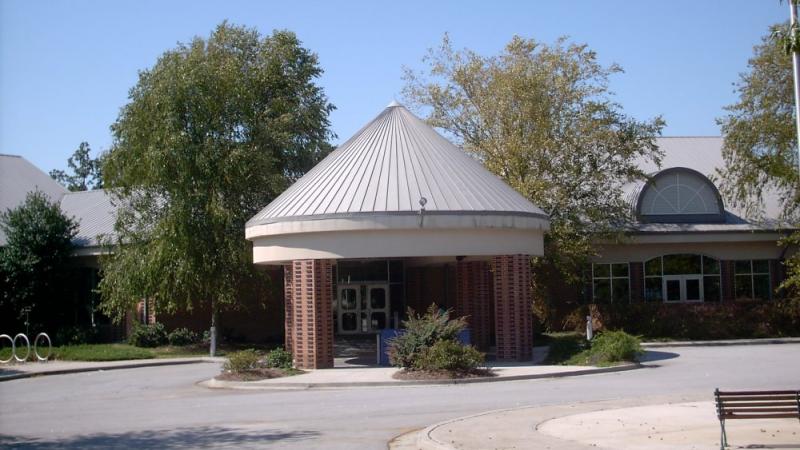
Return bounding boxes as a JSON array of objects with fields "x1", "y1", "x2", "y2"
[{"x1": 247, "y1": 104, "x2": 546, "y2": 226}]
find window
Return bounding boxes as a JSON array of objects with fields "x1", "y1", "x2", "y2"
[
  {"x1": 636, "y1": 168, "x2": 724, "y2": 223},
  {"x1": 592, "y1": 263, "x2": 630, "y2": 303},
  {"x1": 734, "y1": 260, "x2": 771, "y2": 301},
  {"x1": 644, "y1": 254, "x2": 720, "y2": 302}
]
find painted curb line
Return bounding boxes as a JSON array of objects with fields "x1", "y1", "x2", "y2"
[
  {"x1": 200, "y1": 362, "x2": 640, "y2": 391},
  {"x1": 0, "y1": 358, "x2": 219, "y2": 382},
  {"x1": 641, "y1": 337, "x2": 800, "y2": 348}
]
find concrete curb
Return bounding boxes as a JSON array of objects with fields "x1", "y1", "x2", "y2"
[
  {"x1": 200, "y1": 362, "x2": 640, "y2": 391},
  {"x1": 406, "y1": 393, "x2": 713, "y2": 450},
  {"x1": 0, "y1": 358, "x2": 219, "y2": 382},
  {"x1": 417, "y1": 404, "x2": 538, "y2": 450},
  {"x1": 641, "y1": 337, "x2": 800, "y2": 348}
]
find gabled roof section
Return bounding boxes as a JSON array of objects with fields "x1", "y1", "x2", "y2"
[
  {"x1": 248, "y1": 103, "x2": 546, "y2": 227},
  {"x1": 0, "y1": 154, "x2": 68, "y2": 245},
  {"x1": 623, "y1": 137, "x2": 787, "y2": 233},
  {"x1": 59, "y1": 189, "x2": 117, "y2": 248}
]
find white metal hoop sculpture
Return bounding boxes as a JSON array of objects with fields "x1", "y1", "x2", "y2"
[
  {"x1": 0, "y1": 334, "x2": 13, "y2": 364},
  {"x1": 34, "y1": 333, "x2": 52, "y2": 361},
  {"x1": 13, "y1": 333, "x2": 30, "y2": 362}
]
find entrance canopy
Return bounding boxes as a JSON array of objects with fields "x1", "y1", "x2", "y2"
[{"x1": 246, "y1": 102, "x2": 549, "y2": 264}]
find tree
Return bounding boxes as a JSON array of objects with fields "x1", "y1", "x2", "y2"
[
  {"x1": 0, "y1": 191, "x2": 78, "y2": 334},
  {"x1": 402, "y1": 35, "x2": 664, "y2": 315},
  {"x1": 49, "y1": 142, "x2": 103, "y2": 191},
  {"x1": 98, "y1": 22, "x2": 334, "y2": 355},
  {"x1": 717, "y1": 23, "x2": 800, "y2": 295},
  {"x1": 717, "y1": 24, "x2": 798, "y2": 221}
]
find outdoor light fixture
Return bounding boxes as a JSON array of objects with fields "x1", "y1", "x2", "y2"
[{"x1": 418, "y1": 197, "x2": 427, "y2": 227}]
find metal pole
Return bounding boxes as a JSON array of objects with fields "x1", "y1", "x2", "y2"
[{"x1": 790, "y1": 0, "x2": 800, "y2": 174}]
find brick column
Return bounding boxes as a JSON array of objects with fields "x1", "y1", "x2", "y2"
[
  {"x1": 283, "y1": 264, "x2": 294, "y2": 354},
  {"x1": 721, "y1": 260, "x2": 735, "y2": 302},
  {"x1": 492, "y1": 255, "x2": 533, "y2": 361},
  {"x1": 629, "y1": 262, "x2": 644, "y2": 303},
  {"x1": 455, "y1": 260, "x2": 493, "y2": 351},
  {"x1": 769, "y1": 259, "x2": 783, "y2": 300},
  {"x1": 286, "y1": 259, "x2": 334, "y2": 369},
  {"x1": 405, "y1": 267, "x2": 425, "y2": 314}
]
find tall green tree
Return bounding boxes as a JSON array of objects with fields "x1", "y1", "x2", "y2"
[
  {"x1": 403, "y1": 35, "x2": 664, "y2": 316},
  {"x1": 0, "y1": 191, "x2": 78, "y2": 333},
  {"x1": 50, "y1": 142, "x2": 103, "y2": 191},
  {"x1": 717, "y1": 23, "x2": 800, "y2": 295},
  {"x1": 718, "y1": 23, "x2": 798, "y2": 220},
  {"x1": 99, "y1": 22, "x2": 334, "y2": 354}
]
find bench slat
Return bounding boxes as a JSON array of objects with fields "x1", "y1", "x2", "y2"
[
  {"x1": 717, "y1": 390, "x2": 799, "y2": 396},
  {"x1": 717, "y1": 395, "x2": 798, "y2": 401},
  {"x1": 721, "y1": 408, "x2": 799, "y2": 413},
  {"x1": 719, "y1": 401, "x2": 798, "y2": 407},
  {"x1": 723, "y1": 413, "x2": 800, "y2": 419}
]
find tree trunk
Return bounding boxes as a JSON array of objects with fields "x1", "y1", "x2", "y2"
[{"x1": 209, "y1": 299, "x2": 218, "y2": 357}]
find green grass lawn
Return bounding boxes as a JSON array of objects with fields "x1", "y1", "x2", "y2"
[{"x1": 0, "y1": 342, "x2": 278, "y2": 362}]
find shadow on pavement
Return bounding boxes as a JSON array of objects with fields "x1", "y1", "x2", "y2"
[
  {"x1": 0, "y1": 366, "x2": 24, "y2": 378},
  {"x1": 638, "y1": 350, "x2": 680, "y2": 364},
  {"x1": 0, "y1": 426, "x2": 319, "y2": 449}
]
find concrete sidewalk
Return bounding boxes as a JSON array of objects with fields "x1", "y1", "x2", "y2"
[
  {"x1": 642, "y1": 337, "x2": 800, "y2": 348},
  {"x1": 0, "y1": 357, "x2": 224, "y2": 381},
  {"x1": 394, "y1": 395, "x2": 800, "y2": 450},
  {"x1": 202, "y1": 362, "x2": 640, "y2": 390}
]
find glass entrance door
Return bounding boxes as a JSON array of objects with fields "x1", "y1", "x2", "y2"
[
  {"x1": 663, "y1": 275, "x2": 703, "y2": 302},
  {"x1": 337, "y1": 284, "x2": 390, "y2": 334},
  {"x1": 366, "y1": 285, "x2": 389, "y2": 331},
  {"x1": 337, "y1": 285, "x2": 360, "y2": 333}
]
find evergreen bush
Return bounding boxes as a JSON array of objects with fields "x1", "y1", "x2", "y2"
[
  {"x1": 223, "y1": 349, "x2": 261, "y2": 373},
  {"x1": 388, "y1": 304, "x2": 468, "y2": 369},
  {"x1": 413, "y1": 340, "x2": 484, "y2": 372},
  {"x1": 128, "y1": 322, "x2": 168, "y2": 347},
  {"x1": 167, "y1": 327, "x2": 199, "y2": 346},
  {"x1": 264, "y1": 347, "x2": 293, "y2": 369}
]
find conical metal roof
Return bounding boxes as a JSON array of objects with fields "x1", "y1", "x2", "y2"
[{"x1": 247, "y1": 103, "x2": 546, "y2": 227}]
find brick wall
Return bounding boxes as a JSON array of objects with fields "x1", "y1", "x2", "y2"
[
  {"x1": 492, "y1": 255, "x2": 533, "y2": 361},
  {"x1": 455, "y1": 260, "x2": 493, "y2": 351},
  {"x1": 721, "y1": 260, "x2": 735, "y2": 302},
  {"x1": 629, "y1": 262, "x2": 644, "y2": 303},
  {"x1": 769, "y1": 259, "x2": 784, "y2": 300},
  {"x1": 284, "y1": 263, "x2": 294, "y2": 354},
  {"x1": 288, "y1": 259, "x2": 334, "y2": 369}
]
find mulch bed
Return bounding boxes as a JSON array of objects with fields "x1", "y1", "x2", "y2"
[
  {"x1": 215, "y1": 368, "x2": 303, "y2": 382},
  {"x1": 392, "y1": 368, "x2": 496, "y2": 380}
]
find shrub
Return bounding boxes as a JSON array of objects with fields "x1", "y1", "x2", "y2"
[
  {"x1": 128, "y1": 322, "x2": 168, "y2": 348},
  {"x1": 54, "y1": 325, "x2": 98, "y2": 346},
  {"x1": 223, "y1": 349, "x2": 261, "y2": 373},
  {"x1": 543, "y1": 333, "x2": 588, "y2": 364},
  {"x1": 388, "y1": 304, "x2": 468, "y2": 368},
  {"x1": 589, "y1": 330, "x2": 642, "y2": 363},
  {"x1": 167, "y1": 327, "x2": 199, "y2": 346},
  {"x1": 564, "y1": 330, "x2": 642, "y2": 366},
  {"x1": 558, "y1": 298, "x2": 800, "y2": 340},
  {"x1": 414, "y1": 340, "x2": 484, "y2": 372},
  {"x1": 264, "y1": 347, "x2": 293, "y2": 369}
]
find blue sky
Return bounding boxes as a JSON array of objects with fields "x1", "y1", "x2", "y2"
[{"x1": 0, "y1": 0, "x2": 787, "y2": 174}]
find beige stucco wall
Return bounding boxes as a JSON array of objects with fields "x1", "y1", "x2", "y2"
[
  {"x1": 251, "y1": 228, "x2": 545, "y2": 264},
  {"x1": 594, "y1": 234, "x2": 790, "y2": 263}
]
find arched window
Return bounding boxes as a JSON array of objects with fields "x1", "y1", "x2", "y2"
[
  {"x1": 636, "y1": 168, "x2": 725, "y2": 223},
  {"x1": 644, "y1": 254, "x2": 721, "y2": 303}
]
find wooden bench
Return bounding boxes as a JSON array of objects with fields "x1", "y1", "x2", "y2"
[{"x1": 715, "y1": 388, "x2": 800, "y2": 450}]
